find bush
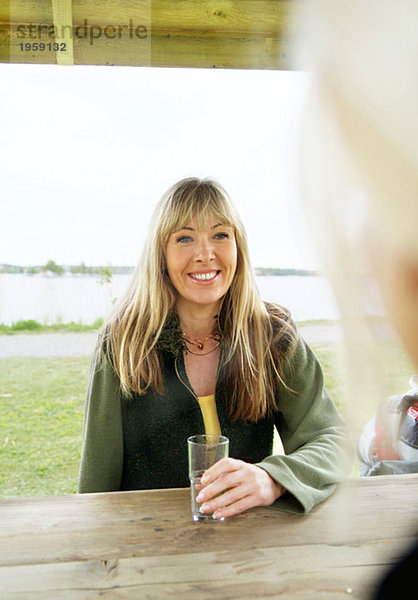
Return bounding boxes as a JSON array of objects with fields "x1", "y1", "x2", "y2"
[
  {"x1": 0, "y1": 319, "x2": 104, "y2": 335},
  {"x1": 12, "y1": 319, "x2": 42, "y2": 331}
]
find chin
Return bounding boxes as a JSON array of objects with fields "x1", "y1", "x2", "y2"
[{"x1": 186, "y1": 291, "x2": 224, "y2": 307}]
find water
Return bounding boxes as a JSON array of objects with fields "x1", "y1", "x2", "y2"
[
  {"x1": 190, "y1": 471, "x2": 224, "y2": 522},
  {"x1": 0, "y1": 273, "x2": 131, "y2": 326},
  {"x1": 0, "y1": 274, "x2": 340, "y2": 325},
  {"x1": 256, "y1": 275, "x2": 339, "y2": 321}
]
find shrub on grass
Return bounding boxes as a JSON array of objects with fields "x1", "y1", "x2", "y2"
[{"x1": 12, "y1": 319, "x2": 42, "y2": 331}]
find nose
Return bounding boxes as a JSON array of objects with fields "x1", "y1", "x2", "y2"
[{"x1": 195, "y1": 235, "x2": 215, "y2": 262}]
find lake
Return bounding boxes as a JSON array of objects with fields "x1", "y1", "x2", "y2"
[{"x1": 0, "y1": 274, "x2": 340, "y2": 325}]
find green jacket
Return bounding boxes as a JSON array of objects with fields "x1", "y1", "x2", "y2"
[{"x1": 78, "y1": 330, "x2": 352, "y2": 514}]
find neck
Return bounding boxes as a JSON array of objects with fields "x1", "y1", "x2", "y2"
[{"x1": 176, "y1": 299, "x2": 220, "y2": 338}]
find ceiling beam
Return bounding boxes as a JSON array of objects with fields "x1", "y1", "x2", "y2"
[
  {"x1": 0, "y1": 1, "x2": 298, "y2": 70},
  {"x1": 51, "y1": 0, "x2": 74, "y2": 65}
]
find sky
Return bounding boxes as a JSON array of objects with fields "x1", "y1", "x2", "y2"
[{"x1": 0, "y1": 63, "x2": 317, "y2": 269}]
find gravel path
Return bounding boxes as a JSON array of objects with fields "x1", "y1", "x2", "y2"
[
  {"x1": 0, "y1": 333, "x2": 98, "y2": 358},
  {"x1": 0, "y1": 324, "x2": 342, "y2": 358}
]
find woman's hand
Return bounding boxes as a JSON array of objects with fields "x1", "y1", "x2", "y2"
[{"x1": 196, "y1": 457, "x2": 286, "y2": 520}]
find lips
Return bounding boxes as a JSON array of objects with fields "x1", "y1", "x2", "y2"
[{"x1": 188, "y1": 270, "x2": 220, "y2": 282}]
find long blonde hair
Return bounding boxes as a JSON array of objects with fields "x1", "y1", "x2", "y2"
[{"x1": 102, "y1": 178, "x2": 296, "y2": 422}]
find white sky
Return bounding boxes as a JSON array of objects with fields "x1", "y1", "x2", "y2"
[{"x1": 0, "y1": 63, "x2": 317, "y2": 269}]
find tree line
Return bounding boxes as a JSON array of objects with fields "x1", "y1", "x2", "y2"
[
  {"x1": 254, "y1": 267, "x2": 318, "y2": 276},
  {"x1": 0, "y1": 261, "x2": 134, "y2": 276},
  {"x1": 1, "y1": 263, "x2": 317, "y2": 277}
]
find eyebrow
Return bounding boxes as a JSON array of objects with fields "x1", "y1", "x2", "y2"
[{"x1": 177, "y1": 223, "x2": 229, "y2": 232}]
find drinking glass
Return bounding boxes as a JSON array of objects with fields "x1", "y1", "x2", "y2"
[{"x1": 187, "y1": 434, "x2": 229, "y2": 522}]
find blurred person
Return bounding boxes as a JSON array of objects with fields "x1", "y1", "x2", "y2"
[
  {"x1": 78, "y1": 177, "x2": 352, "y2": 519},
  {"x1": 357, "y1": 375, "x2": 418, "y2": 476},
  {"x1": 295, "y1": 0, "x2": 418, "y2": 595}
]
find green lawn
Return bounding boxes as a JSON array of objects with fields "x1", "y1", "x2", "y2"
[
  {"x1": 0, "y1": 318, "x2": 103, "y2": 335},
  {"x1": 0, "y1": 340, "x2": 413, "y2": 498},
  {"x1": 0, "y1": 357, "x2": 90, "y2": 497}
]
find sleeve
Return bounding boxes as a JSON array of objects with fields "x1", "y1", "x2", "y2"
[
  {"x1": 256, "y1": 333, "x2": 353, "y2": 514},
  {"x1": 77, "y1": 343, "x2": 124, "y2": 493}
]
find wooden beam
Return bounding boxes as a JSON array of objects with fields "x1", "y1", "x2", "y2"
[
  {"x1": 51, "y1": 0, "x2": 74, "y2": 65},
  {"x1": 1, "y1": 0, "x2": 299, "y2": 70}
]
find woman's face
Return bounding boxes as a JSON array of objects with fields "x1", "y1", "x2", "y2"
[{"x1": 165, "y1": 215, "x2": 237, "y2": 312}]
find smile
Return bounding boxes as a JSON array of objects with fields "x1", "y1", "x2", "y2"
[{"x1": 188, "y1": 271, "x2": 220, "y2": 282}]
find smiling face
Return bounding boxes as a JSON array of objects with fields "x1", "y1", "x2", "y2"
[{"x1": 165, "y1": 215, "x2": 238, "y2": 313}]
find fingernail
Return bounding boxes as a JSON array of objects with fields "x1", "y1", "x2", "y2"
[
  {"x1": 196, "y1": 492, "x2": 204, "y2": 502},
  {"x1": 213, "y1": 510, "x2": 223, "y2": 520},
  {"x1": 200, "y1": 475, "x2": 209, "y2": 484}
]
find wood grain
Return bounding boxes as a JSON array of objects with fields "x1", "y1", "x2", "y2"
[
  {"x1": 1, "y1": 0, "x2": 298, "y2": 69},
  {"x1": 0, "y1": 475, "x2": 417, "y2": 598},
  {"x1": 51, "y1": 0, "x2": 74, "y2": 65}
]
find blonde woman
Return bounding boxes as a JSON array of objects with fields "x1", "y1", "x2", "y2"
[{"x1": 78, "y1": 177, "x2": 352, "y2": 518}]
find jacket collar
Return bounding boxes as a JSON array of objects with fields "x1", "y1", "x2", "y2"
[{"x1": 155, "y1": 311, "x2": 187, "y2": 356}]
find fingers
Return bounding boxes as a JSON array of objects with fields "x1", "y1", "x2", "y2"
[
  {"x1": 211, "y1": 495, "x2": 260, "y2": 520},
  {"x1": 197, "y1": 458, "x2": 246, "y2": 513},
  {"x1": 199, "y1": 479, "x2": 251, "y2": 514},
  {"x1": 200, "y1": 457, "x2": 242, "y2": 485},
  {"x1": 199, "y1": 487, "x2": 256, "y2": 520},
  {"x1": 196, "y1": 461, "x2": 285, "y2": 519}
]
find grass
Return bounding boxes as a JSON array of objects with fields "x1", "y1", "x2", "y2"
[
  {"x1": 313, "y1": 341, "x2": 413, "y2": 437},
  {"x1": 0, "y1": 357, "x2": 90, "y2": 497},
  {"x1": 0, "y1": 318, "x2": 104, "y2": 335},
  {"x1": 0, "y1": 318, "x2": 338, "y2": 335},
  {"x1": 0, "y1": 337, "x2": 413, "y2": 498}
]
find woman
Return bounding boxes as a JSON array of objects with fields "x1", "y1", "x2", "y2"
[{"x1": 78, "y1": 177, "x2": 352, "y2": 518}]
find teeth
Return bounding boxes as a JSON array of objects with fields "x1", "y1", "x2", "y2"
[{"x1": 190, "y1": 271, "x2": 217, "y2": 280}]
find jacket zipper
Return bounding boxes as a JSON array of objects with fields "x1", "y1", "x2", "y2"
[
  {"x1": 174, "y1": 354, "x2": 199, "y2": 400},
  {"x1": 175, "y1": 352, "x2": 224, "y2": 436},
  {"x1": 174, "y1": 348, "x2": 223, "y2": 400}
]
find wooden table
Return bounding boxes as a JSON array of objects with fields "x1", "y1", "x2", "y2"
[{"x1": 1, "y1": 474, "x2": 417, "y2": 599}]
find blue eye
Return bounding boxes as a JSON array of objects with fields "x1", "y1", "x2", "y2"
[
  {"x1": 177, "y1": 235, "x2": 192, "y2": 243},
  {"x1": 214, "y1": 232, "x2": 229, "y2": 240}
]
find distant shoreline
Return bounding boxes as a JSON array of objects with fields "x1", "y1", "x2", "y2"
[
  {"x1": 0, "y1": 264, "x2": 318, "y2": 277},
  {"x1": 0, "y1": 318, "x2": 338, "y2": 336},
  {"x1": 254, "y1": 268, "x2": 318, "y2": 277}
]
